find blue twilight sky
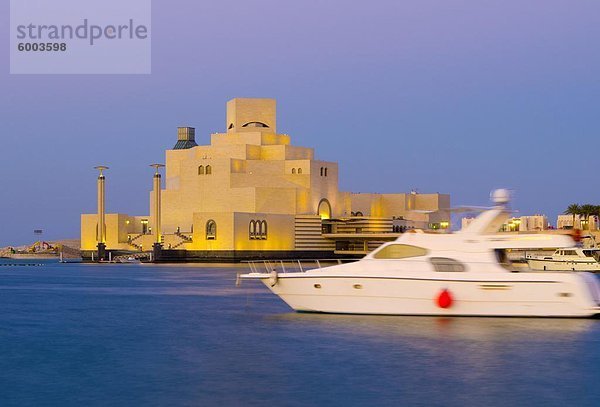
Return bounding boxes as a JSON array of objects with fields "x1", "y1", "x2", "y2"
[{"x1": 1, "y1": 0, "x2": 599, "y2": 246}]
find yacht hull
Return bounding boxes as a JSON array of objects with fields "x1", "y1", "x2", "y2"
[
  {"x1": 527, "y1": 259, "x2": 600, "y2": 272},
  {"x1": 250, "y1": 272, "x2": 600, "y2": 317}
]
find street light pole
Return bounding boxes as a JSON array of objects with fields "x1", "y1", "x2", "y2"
[
  {"x1": 94, "y1": 166, "x2": 109, "y2": 261},
  {"x1": 150, "y1": 164, "x2": 165, "y2": 262}
]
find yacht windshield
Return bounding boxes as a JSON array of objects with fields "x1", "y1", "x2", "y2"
[
  {"x1": 373, "y1": 244, "x2": 428, "y2": 259},
  {"x1": 583, "y1": 250, "x2": 600, "y2": 261}
]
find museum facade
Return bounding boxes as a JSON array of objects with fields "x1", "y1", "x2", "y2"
[{"x1": 81, "y1": 98, "x2": 450, "y2": 261}]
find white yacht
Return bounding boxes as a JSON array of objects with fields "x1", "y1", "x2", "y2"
[
  {"x1": 527, "y1": 248, "x2": 600, "y2": 272},
  {"x1": 241, "y1": 190, "x2": 600, "y2": 317}
]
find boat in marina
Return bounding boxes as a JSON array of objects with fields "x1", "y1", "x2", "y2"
[
  {"x1": 116, "y1": 256, "x2": 142, "y2": 264},
  {"x1": 241, "y1": 190, "x2": 600, "y2": 317},
  {"x1": 526, "y1": 247, "x2": 600, "y2": 272}
]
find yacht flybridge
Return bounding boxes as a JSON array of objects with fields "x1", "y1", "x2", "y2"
[{"x1": 241, "y1": 190, "x2": 600, "y2": 317}]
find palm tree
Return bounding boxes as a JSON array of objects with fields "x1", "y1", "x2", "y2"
[
  {"x1": 580, "y1": 204, "x2": 596, "y2": 230},
  {"x1": 564, "y1": 204, "x2": 581, "y2": 230}
]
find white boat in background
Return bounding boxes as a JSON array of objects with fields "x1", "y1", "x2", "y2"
[
  {"x1": 527, "y1": 248, "x2": 600, "y2": 272},
  {"x1": 241, "y1": 190, "x2": 600, "y2": 318}
]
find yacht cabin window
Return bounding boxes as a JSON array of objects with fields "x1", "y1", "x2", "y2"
[
  {"x1": 372, "y1": 244, "x2": 428, "y2": 259},
  {"x1": 430, "y1": 257, "x2": 466, "y2": 272}
]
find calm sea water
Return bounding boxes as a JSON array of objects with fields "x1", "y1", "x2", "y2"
[{"x1": 1, "y1": 260, "x2": 599, "y2": 406}]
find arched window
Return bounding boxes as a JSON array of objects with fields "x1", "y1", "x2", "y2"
[
  {"x1": 198, "y1": 165, "x2": 204, "y2": 175},
  {"x1": 249, "y1": 220, "x2": 267, "y2": 240},
  {"x1": 324, "y1": 168, "x2": 328, "y2": 177},
  {"x1": 292, "y1": 168, "x2": 296, "y2": 174},
  {"x1": 228, "y1": 123, "x2": 234, "y2": 129},
  {"x1": 206, "y1": 165, "x2": 212, "y2": 175},
  {"x1": 318, "y1": 199, "x2": 332, "y2": 220},
  {"x1": 355, "y1": 211, "x2": 363, "y2": 217},
  {"x1": 260, "y1": 221, "x2": 268, "y2": 239},
  {"x1": 297, "y1": 168, "x2": 302, "y2": 174},
  {"x1": 320, "y1": 167, "x2": 323, "y2": 176},
  {"x1": 242, "y1": 121, "x2": 269, "y2": 128},
  {"x1": 206, "y1": 220, "x2": 217, "y2": 240}
]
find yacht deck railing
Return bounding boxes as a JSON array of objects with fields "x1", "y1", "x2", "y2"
[{"x1": 244, "y1": 259, "x2": 358, "y2": 274}]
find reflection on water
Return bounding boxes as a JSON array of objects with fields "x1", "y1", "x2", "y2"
[
  {"x1": 269, "y1": 312, "x2": 596, "y2": 342},
  {"x1": 0, "y1": 284, "x2": 265, "y2": 296},
  {"x1": 1, "y1": 264, "x2": 599, "y2": 406}
]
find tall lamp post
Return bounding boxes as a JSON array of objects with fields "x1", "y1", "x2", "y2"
[
  {"x1": 150, "y1": 164, "x2": 165, "y2": 262},
  {"x1": 94, "y1": 166, "x2": 109, "y2": 261}
]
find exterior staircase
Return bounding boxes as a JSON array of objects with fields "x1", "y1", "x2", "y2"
[
  {"x1": 58, "y1": 245, "x2": 81, "y2": 259},
  {"x1": 172, "y1": 231, "x2": 193, "y2": 249},
  {"x1": 127, "y1": 234, "x2": 143, "y2": 251}
]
